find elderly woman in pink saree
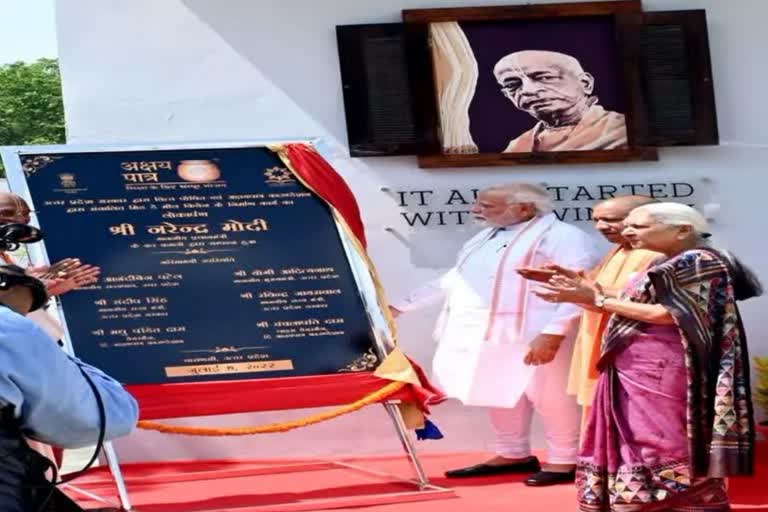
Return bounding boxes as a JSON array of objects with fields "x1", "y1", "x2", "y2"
[{"x1": 533, "y1": 203, "x2": 759, "y2": 511}]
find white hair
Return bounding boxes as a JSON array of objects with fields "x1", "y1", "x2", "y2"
[
  {"x1": 485, "y1": 183, "x2": 554, "y2": 214},
  {"x1": 633, "y1": 202, "x2": 763, "y2": 300},
  {"x1": 631, "y1": 202, "x2": 710, "y2": 238}
]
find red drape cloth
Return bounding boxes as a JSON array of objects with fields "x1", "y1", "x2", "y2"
[
  {"x1": 127, "y1": 373, "x2": 437, "y2": 420},
  {"x1": 281, "y1": 144, "x2": 367, "y2": 247}
]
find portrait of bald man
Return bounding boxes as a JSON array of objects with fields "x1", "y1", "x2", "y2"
[{"x1": 494, "y1": 50, "x2": 628, "y2": 153}]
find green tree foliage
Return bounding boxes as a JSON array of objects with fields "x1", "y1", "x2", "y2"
[{"x1": 0, "y1": 58, "x2": 65, "y2": 175}]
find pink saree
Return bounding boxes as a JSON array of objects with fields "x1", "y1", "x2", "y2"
[{"x1": 576, "y1": 249, "x2": 755, "y2": 511}]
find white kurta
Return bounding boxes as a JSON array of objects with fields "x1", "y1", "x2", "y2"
[{"x1": 394, "y1": 214, "x2": 600, "y2": 408}]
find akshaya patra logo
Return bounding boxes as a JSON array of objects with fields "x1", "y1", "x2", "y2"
[{"x1": 263, "y1": 166, "x2": 296, "y2": 186}]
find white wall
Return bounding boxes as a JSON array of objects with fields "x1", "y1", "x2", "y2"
[{"x1": 55, "y1": 0, "x2": 768, "y2": 462}]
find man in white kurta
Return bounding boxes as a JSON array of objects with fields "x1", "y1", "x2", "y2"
[{"x1": 391, "y1": 183, "x2": 600, "y2": 486}]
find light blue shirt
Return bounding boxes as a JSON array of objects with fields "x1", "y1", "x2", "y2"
[{"x1": 0, "y1": 306, "x2": 139, "y2": 448}]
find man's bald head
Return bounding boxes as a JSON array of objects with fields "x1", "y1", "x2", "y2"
[
  {"x1": 0, "y1": 192, "x2": 31, "y2": 225},
  {"x1": 494, "y1": 50, "x2": 595, "y2": 126},
  {"x1": 593, "y1": 195, "x2": 657, "y2": 245},
  {"x1": 597, "y1": 195, "x2": 657, "y2": 215},
  {"x1": 0, "y1": 192, "x2": 20, "y2": 205}
]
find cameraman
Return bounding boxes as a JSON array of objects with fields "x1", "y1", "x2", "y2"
[
  {"x1": 0, "y1": 264, "x2": 138, "y2": 510},
  {"x1": 0, "y1": 191, "x2": 102, "y2": 466}
]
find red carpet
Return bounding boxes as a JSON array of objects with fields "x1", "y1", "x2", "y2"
[{"x1": 65, "y1": 446, "x2": 768, "y2": 511}]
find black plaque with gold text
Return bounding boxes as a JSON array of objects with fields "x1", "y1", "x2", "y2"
[{"x1": 19, "y1": 147, "x2": 378, "y2": 384}]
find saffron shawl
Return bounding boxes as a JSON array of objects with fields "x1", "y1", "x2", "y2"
[{"x1": 599, "y1": 248, "x2": 755, "y2": 478}]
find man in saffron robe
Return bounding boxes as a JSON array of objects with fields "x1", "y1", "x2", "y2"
[
  {"x1": 391, "y1": 183, "x2": 600, "y2": 486},
  {"x1": 494, "y1": 50, "x2": 628, "y2": 153}
]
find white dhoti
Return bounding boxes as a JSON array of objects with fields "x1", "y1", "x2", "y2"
[
  {"x1": 433, "y1": 309, "x2": 580, "y2": 463},
  {"x1": 432, "y1": 309, "x2": 535, "y2": 408},
  {"x1": 395, "y1": 214, "x2": 600, "y2": 463},
  {"x1": 488, "y1": 340, "x2": 580, "y2": 464}
]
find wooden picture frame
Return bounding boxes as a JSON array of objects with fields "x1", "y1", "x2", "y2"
[{"x1": 402, "y1": 1, "x2": 660, "y2": 168}]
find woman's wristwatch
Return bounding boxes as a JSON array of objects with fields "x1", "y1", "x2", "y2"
[
  {"x1": 593, "y1": 283, "x2": 606, "y2": 309},
  {"x1": 594, "y1": 293, "x2": 606, "y2": 309}
]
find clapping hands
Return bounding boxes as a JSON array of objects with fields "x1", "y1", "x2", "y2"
[
  {"x1": 26, "y1": 258, "x2": 101, "y2": 296},
  {"x1": 518, "y1": 264, "x2": 597, "y2": 305}
]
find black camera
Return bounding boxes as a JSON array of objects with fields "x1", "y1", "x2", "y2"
[{"x1": 0, "y1": 223, "x2": 43, "y2": 252}]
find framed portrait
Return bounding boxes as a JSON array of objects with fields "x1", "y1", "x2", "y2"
[
  {"x1": 336, "y1": 1, "x2": 718, "y2": 168},
  {"x1": 404, "y1": 1, "x2": 656, "y2": 167}
]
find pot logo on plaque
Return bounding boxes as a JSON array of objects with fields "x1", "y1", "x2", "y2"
[{"x1": 177, "y1": 160, "x2": 221, "y2": 182}]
